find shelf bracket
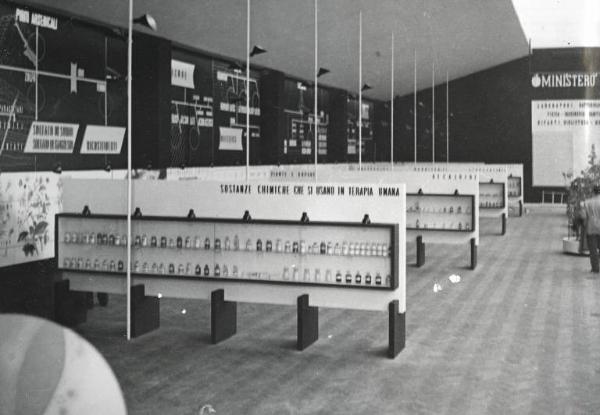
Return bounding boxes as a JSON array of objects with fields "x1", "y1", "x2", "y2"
[
  {"x1": 297, "y1": 294, "x2": 318, "y2": 351},
  {"x1": 211, "y1": 289, "x2": 237, "y2": 344}
]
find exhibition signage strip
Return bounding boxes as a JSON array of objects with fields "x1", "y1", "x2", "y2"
[{"x1": 80, "y1": 126, "x2": 126, "y2": 154}]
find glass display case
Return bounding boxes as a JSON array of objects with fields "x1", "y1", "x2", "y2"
[
  {"x1": 508, "y1": 176, "x2": 521, "y2": 198},
  {"x1": 56, "y1": 214, "x2": 399, "y2": 290},
  {"x1": 406, "y1": 194, "x2": 475, "y2": 232},
  {"x1": 479, "y1": 182, "x2": 505, "y2": 209}
]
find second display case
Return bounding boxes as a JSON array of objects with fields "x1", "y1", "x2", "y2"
[{"x1": 406, "y1": 193, "x2": 475, "y2": 232}]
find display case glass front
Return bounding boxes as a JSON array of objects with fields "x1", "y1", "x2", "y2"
[
  {"x1": 56, "y1": 214, "x2": 399, "y2": 290},
  {"x1": 508, "y1": 176, "x2": 521, "y2": 198},
  {"x1": 406, "y1": 194, "x2": 475, "y2": 232},
  {"x1": 479, "y1": 183, "x2": 505, "y2": 209}
]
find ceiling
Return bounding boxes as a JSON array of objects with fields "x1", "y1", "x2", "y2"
[{"x1": 30, "y1": 0, "x2": 529, "y2": 100}]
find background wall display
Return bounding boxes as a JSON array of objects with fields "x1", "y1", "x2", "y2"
[
  {"x1": 0, "y1": 171, "x2": 62, "y2": 268},
  {"x1": 0, "y1": 2, "x2": 127, "y2": 172},
  {"x1": 281, "y1": 78, "x2": 330, "y2": 160},
  {"x1": 346, "y1": 97, "x2": 373, "y2": 159},
  {"x1": 531, "y1": 99, "x2": 600, "y2": 186}
]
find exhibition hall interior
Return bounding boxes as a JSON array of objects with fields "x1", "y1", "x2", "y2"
[{"x1": 1, "y1": 0, "x2": 599, "y2": 414}]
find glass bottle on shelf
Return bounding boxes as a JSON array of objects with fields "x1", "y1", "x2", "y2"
[
  {"x1": 89, "y1": 233, "x2": 96, "y2": 245},
  {"x1": 214, "y1": 264, "x2": 220, "y2": 277},
  {"x1": 320, "y1": 241, "x2": 326, "y2": 254},
  {"x1": 334, "y1": 243, "x2": 341, "y2": 256},
  {"x1": 345, "y1": 271, "x2": 352, "y2": 284},
  {"x1": 311, "y1": 242, "x2": 319, "y2": 254},
  {"x1": 325, "y1": 269, "x2": 332, "y2": 282},
  {"x1": 141, "y1": 234, "x2": 147, "y2": 247},
  {"x1": 365, "y1": 272, "x2": 372, "y2": 284},
  {"x1": 195, "y1": 236, "x2": 202, "y2": 249},
  {"x1": 314, "y1": 269, "x2": 321, "y2": 282},
  {"x1": 349, "y1": 243, "x2": 356, "y2": 256},
  {"x1": 385, "y1": 275, "x2": 391, "y2": 287},
  {"x1": 224, "y1": 237, "x2": 231, "y2": 250},
  {"x1": 327, "y1": 242, "x2": 333, "y2": 255},
  {"x1": 375, "y1": 272, "x2": 382, "y2": 285},
  {"x1": 233, "y1": 235, "x2": 240, "y2": 250},
  {"x1": 204, "y1": 264, "x2": 210, "y2": 276},
  {"x1": 222, "y1": 265, "x2": 229, "y2": 277},
  {"x1": 178, "y1": 264, "x2": 185, "y2": 274},
  {"x1": 266, "y1": 240, "x2": 272, "y2": 252},
  {"x1": 86, "y1": 259, "x2": 92, "y2": 269},
  {"x1": 186, "y1": 263, "x2": 192, "y2": 274},
  {"x1": 284, "y1": 240, "x2": 291, "y2": 253},
  {"x1": 195, "y1": 264, "x2": 202, "y2": 275},
  {"x1": 292, "y1": 241, "x2": 299, "y2": 253},
  {"x1": 168, "y1": 238, "x2": 175, "y2": 249},
  {"x1": 300, "y1": 240, "x2": 306, "y2": 255},
  {"x1": 232, "y1": 265, "x2": 238, "y2": 278},
  {"x1": 161, "y1": 236, "x2": 167, "y2": 248},
  {"x1": 355, "y1": 271, "x2": 362, "y2": 284},
  {"x1": 63, "y1": 257, "x2": 70, "y2": 268},
  {"x1": 158, "y1": 263, "x2": 165, "y2": 274},
  {"x1": 342, "y1": 242, "x2": 349, "y2": 256},
  {"x1": 276, "y1": 239, "x2": 283, "y2": 253},
  {"x1": 292, "y1": 267, "x2": 299, "y2": 281},
  {"x1": 109, "y1": 260, "x2": 116, "y2": 271},
  {"x1": 151, "y1": 262, "x2": 157, "y2": 273},
  {"x1": 94, "y1": 259, "x2": 100, "y2": 270},
  {"x1": 150, "y1": 236, "x2": 157, "y2": 247},
  {"x1": 168, "y1": 263, "x2": 175, "y2": 274},
  {"x1": 256, "y1": 239, "x2": 262, "y2": 252},
  {"x1": 246, "y1": 238, "x2": 253, "y2": 251},
  {"x1": 135, "y1": 235, "x2": 141, "y2": 246},
  {"x1": 303, "y1": 268, "x2": 310, "y2": 281},
  {"x1": 185, "y1": 237, "x2": 191, "y2": 249},
  {"x1": 121, "y1": 234, "x2": 127, "y2": 246},
  {"x1": 82, "y1": 233, "x2": 89, "y2": 244},
  {"x1": 335, "y1": 270, "x2": 342, "y2": 283},
  {"x1": 64, "y1": 232, "x2": 71, "y2": 244},
  {"x1": 282, "y1": 267, "x2": 290, "y2": 280},
  {"x1": 215, "y1": 238, "x2": 221, "y2": 251},
  {"x1": 204, "y1": 237, "x2": 211, "y2": 250},
  {"x1": 416, "y1": 219, "x2": 420, "y2": 228}
]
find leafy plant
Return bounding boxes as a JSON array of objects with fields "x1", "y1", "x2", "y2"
[{"x1": 565, "y1": 145, "x2": 600, "y2": 239}]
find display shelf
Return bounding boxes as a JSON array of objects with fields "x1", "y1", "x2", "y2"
[
  {"x1": 56, "y1": 213, "x2": 399, "y2": 290},
  {"x1": 479, "y1": 182, "x2": 505, "y2": 209},
  {"x1": 406, "y1": 194, "x2": 475, "y2": 232},
  {"x1": 508, "y1": 176, "x2": 522, "y2": 198}
]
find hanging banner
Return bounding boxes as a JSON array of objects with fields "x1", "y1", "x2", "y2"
[
  {"x1": 171, "y1": 59, "x2": 195, "y2": 89},
  {"x1": 80, "y1": 125, "x2": 126, "y2": 154},
  {"x1": 219, "y1": 127, "x2": 243, "y2": 151},
  {"x1": 23, "y1": 121, "x2": 78, "y2": 153}
]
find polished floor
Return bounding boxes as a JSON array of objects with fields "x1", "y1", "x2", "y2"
[{"x1": 75, "y1": 209, "x2": 600, "y2": 415}]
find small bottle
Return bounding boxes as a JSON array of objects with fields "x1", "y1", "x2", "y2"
[
  {"x1": 233, "y1": 235, "x2": 240, "y2": 250},
  {"x1": 284, "y1": 241, "x2": 291, "y2": 253},
  {"x1": 82, "y1": 233, "x2": 89, "y2": 244},
  {"x1": 102, "y1": 259, "x2": 108, "y2": 271},
  {"x1": 72, "y1": 233, "x2": 79, "y2": 244},
  {"x1": 276, "y1": 239, "x2": 283, "y2": 252},
  {"x1": 345, "y1": 271, "x2": 352, "y2": 284},
  {"x1": 325, "y1": 270, "x2": 332, "y2": 282},
  {"x1": 133, "y1": 260, "x2": 139, "y2": 272},
  {"x1": 135, "y1": 235, "x2": 141, "y2": 246},
  {"x1": 204, "y1": 264, "x2": 210, "y2": 276},
  {"x1": 142, "y1": 262, "x2": 148, "y2": 273},
  {"x1": 365, "y1": 272, "x2": 372, "y2": 284},
  {"x1": 214, "y1": 264, "x2": 221, "y2": 277},
  {"x1": 194, "y1": 236, "x2": 202, "y2": 249},
  {"x1": 224, "y1": 237, "x2": 231, "y2": 250},
  {"x1": 121, "y1": 234, "x2": 127, "y2": 246},
  {"x1": 109, "y1": 260, "x2": 115, "y2": 271},
  {"x1": 102, "y1": 234, "x2": 109, "y2": 245},
  {"x1": 382, "y1": 244, "x2": 389, "y2": 257},
  {"x1": 292, "y1": 267, "x2": 299, "y2": 281},
  {"x1": 355, "y1": 271, "x2": 362, "y2": 284},
  {"x1": 151, "y1": 236, "x2": 157, "y2": 247},
  {"x1": 349, "y1": 243, "x2": 356, "y2": 256},
  {"x1": 161, "y1": 236, "x2": 167, "y2": 248},
  {"x1": 282, "y1": 267, "x2": 290, "y2": 280},
  {"x1": 314, "y1": 269, "x2": 321, "y2": 282},
  {"x1": 375, "y1": 272, "x2": 382, "y2": 285},
  {"x1": 63, "y1": 257, "x2": 70, "y2": 268},
  {"x1": 342, "y1": 242, "x2": 349, "y2": 256},
  {"x1": 151, "y1": 262, "x2": 157, "y2": 273},
  {"x1": 85, "y1": 259, "x2": 92, "y2": 269},
  {"x1": 334, "y1": 243, "x2": 341, "y2": 256},
  {"x1": 256, "y1": 239, "x2": 262, "y2": 252},
  {"x1": 89, "y1": 233, "x2": 96, "y2": 244},
  {"x1": 64, "y1": 232, "x2": 71, "y2": 243},
  {"x1": 385, "y1": 275, "x2": 391, "y2": 286},
  {"x1": 360, "y1": 243, "x2": 367, "y2": 256},
  {"x1": 292, "y1": 241, "x2": 299, "y2": 253},
  {"x1": 158, "y1": 263, "x2": 165, "y2": 274},
  {"x1": 215, "y1": 238, "x2": 221, "y2": 251},
  {"x1": 186, "y1": 263, "x2": 192, "y2": 275},
  {"x1": 300, "y1": 240, "x2": 307, "y2": 255},
  {"x1": 416, "y1": 219, "x2": 420, "y2": 228},
  {"x1": 232, "y1": 265, "x2": 239, "y2": 278},
  {"x1": 311, "y1": 242, "x2": 319, "y2": 254},
  {"x1": 335, "y1": 271, "x2": 342, "y2": 283},
  {"x1": 204, "y1": 237, "x2": 211, "y2": 250},
  {"x1": 222, "y1": 265, "x2": 229, "y2": 277},
  {"x1": 176, "y1": 236, "x2": 183, "y2": 249},
  {"x1": 178, "y1": 264, "x2": 185, "y2": 274},
  {"x1": 303, "y1": 268, "x2": 311, "y2": 281},
  {"x1": 140, "y1": 234, "x2": 147, "y2": 247},
  {"x1": 195, "y1": 264, "x2": 202, "y2": 275},
  {"x1": 97, "y1": 232, "x2": 103, "y2": 244},
  {"x1": 266, "y1": 240, "x2": 272, "y2": 252},
  {"x1": 94, "y1": 259, "x2": 100, "y2": 270},
  {"x1": 326, "y1": 242, "x2": 333, "y2": 255},
  {"x1": 320, "y1": 241, "x2": 327, "y2": 254},
  {"x1": 185, "y1": 236, "x2": 191, "y2": 249},
  {"x1": 246, "y1": 238, "x2": 253, "y2": 251},
  {"x1": 371, "y1": 243, "x2": 378, "y2": 256},
  {"x1": 168, "y1": 238, "x2": 175, "y2": 249},
  {"x1": 168, "y1": 263, "x2": 175, "y2": 274}
]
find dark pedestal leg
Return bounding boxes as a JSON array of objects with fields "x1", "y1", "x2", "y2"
[
  {"x1": 131, "y1": 284, "x2": 160, "y2": 338},
  {"x1": 85, "y1": 292, "x2": 94, "y2": 309},
  {"x1": 388, "y1": 300, "x2": 405, "y2": 358},
  {"x1": 97, "y1": 292, "x2": 109, "y2": 306},
  {"x1": 519, "y1": 200, "x2": 523, "y2": 217},
  {"x1": 297, "y1": 294, "x2": 319, "y2": 351},
  {"x1": 211, "y1": 289, "x2": 237, "y2": 344},
  {"x1": 416, "y1": 235, "x2": 425, "y2": 267},
  {"x1": 470, "y1": 238, "x2": 477, "y2": 270},
  {"x1": 54, "y1": 280, "x2": 87, "y2": 327},
  {"x1": 501, "y1": 213, "x2": 507, "y2": 235}
]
